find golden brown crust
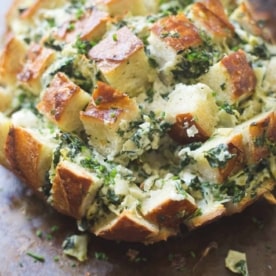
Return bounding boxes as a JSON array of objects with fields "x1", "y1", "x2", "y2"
[
  {"x1": 17, "y1": 44, "x2": 55, "y2": 94},
  {"x1": 89, "y1": 26, "x2": 144, "y2": 72},
  {"x1": 51, "y1": 161, "x2": 100, "y2": 220},
  {"x1": 151, "y1": 14, "x2": 202, "y2": 52},
  {"x1": 0, "y1": 36, "x2": 27, "y2": 85},
  {"x1": 5, "y1": 126, "x2": 53, "y2": 198},
  {"x1": 93, "y1": 211, "x2": 160, "y2": 242},
  {"x1": 221, "y1": 50, "x2": 256, "y2": 102},
  {"x1": 144, "y1": 197, "x2": 197, "y2": 228},
  {"x1": 190, "y1": 0, "x2": 234, "y2": 41},
  {"x1": 168, "y1": 113, "x2": 209, "y2": 144},
  {"x1": 37, "y1": 72, "x2": 90, "y2": 131},
  {"x1": 81, "y1": 81, "x2": 137, "y2": 124}
]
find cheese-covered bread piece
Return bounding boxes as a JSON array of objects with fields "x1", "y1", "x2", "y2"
[
  {"x1": 148, "y1": 13, "x2": 203, "y2": 82},
  {"x1": 200, "y1": 50, "x2": 257, "y2": 104},
  {"x1": 141, "y1": 179, "x2": 197, "y2": 228},
  {"x1": 236, "y1": 111, "x2": 276, "y2": 165},
  {"x1": 184, "y1": 129, "x2": 246, "y2": 183},
  {"x1": 5, "y1": 126, "x2": 55, "y2": 198},
  {"x1": 17, "y1": 44, "x2": 56, "y2": 95},
  {"x1": 80, "y1": 82, "x2": 139, "y2": 158},
  {"x1": 37, "y1": 72, "x2": 91, "y2": 132},
  {"x1": 187, "y1": 0, "x2": 234, "y2": 42},
  {"x1": 51, "y1": 160, "x2": 102, "y2": 220},
  {"x1": 0, "y1": 36, "x2": 27, "y2": 86},
  {"x1": 89, "y1": 27, "x2": 154, "y2": 97},
  {"x1": 165, "y1": 83, "x2": 219, "y2": 144}
]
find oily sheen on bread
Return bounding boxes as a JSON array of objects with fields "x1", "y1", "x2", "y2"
[{"x1": 1, "y1": 0, "x2": 276, "y2": 243}]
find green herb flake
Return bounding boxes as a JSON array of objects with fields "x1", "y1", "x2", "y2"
[
  {"x1": 26, "y1": 252, "x2": 45, "y2": 263},
  {"x1": 95, "y1": 251, "x2": 109, "y2": 261},
  {"x1": 36, "y1": 229, "x2": 43, "y2": 239},
  {"x1": 112, "y1": 33, "x2": 118, "y2": 42},
  {"x1": 204, "y1": 144, "x2": 236, "y2": 168}
]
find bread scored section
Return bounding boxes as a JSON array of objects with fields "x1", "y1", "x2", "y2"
[
  {"x1": 37, "y1": 72, "x2": 90, "y2": 132},
  {"x1": 51, "y1": 160, "x2": 102, "y2": 220},
  {"x1": 200, "y1": 50, "x2": 257, "y2": 105},
  {"x1": 5, "y1": 126, "x2": 57, "y2": 198},
  {"x1": 147, "y1": 13, "x2": 204, "y2": 83},
  {"x1": 80, "y1": 81, "x2": 140, "y2": 159},
  {"x1": 89, "y1": 26, "x2": 154, "y2": 96},
  {"x1": 187, "y1": 0, "x2": 234, "y2": 43}
]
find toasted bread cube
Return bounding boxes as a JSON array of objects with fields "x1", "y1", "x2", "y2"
[
  {"x1": 17, "y1": 44, "x2": 56, "y2": 95},
  {"x1": 37, "y1": 72, "x2": 90, "y2": 132},
  {"x1": 80, "y1": 82, "x2": 139, "y2": 158},
  {"x1": 239, "y1": 111, "x2": 276, "y2": 165},
  {"x1": 57, "y1": 9, "x2": 109, "y2": 43},
  {"x1": 92, "y1": 210, "x2": 163, "y2": 243},
  {"x1": 148, "y1": 14, "x2": 202, "y2": 71},
  {"x1": 141, "y1": 182, "x2": 197, "y2": 228},
  {"x1": 200, "y1": 50, "x2": 257, "y2": 104},
  {"x1": 0, "y1": 115, "x2": 11, "y2": 168},
  {"x1": 187, "y1": 129, "x2": 246, "y2": 183},
  {"x1": 165, "y1": 83, "x2": 219, "y2": 144},
  {"x1": 185, "y1": 203, "x2": 226, "y2": 230},
  {"x1": 5, "y1": 126, "x2": 54, "y2": 198},
  {"x1": 0, "y1": 36, "x2": 27, "y2": 85},
  {"x1": 89, "y1": 27, "x2": 154, "y2": 96},
  {"x1": 51, "y1": 160, "x2": 101, "y2": 219},
  {"x1": 188, "y1": 0, "x2": 234, "y2": 42}
]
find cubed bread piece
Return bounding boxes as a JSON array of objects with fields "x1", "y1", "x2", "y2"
[
  {"x1": 57, "y1": 9, "x2": 109, "y2": 43},
  {"x1": 92, "y1": 210, "x2": 172, "y2": 243},
  {"x1": 148, "y1": 14, "x2": 202, "y2": 70},
  {"x1": 80, "y1": 81, "x2": 139, "y2": 158},
  {"x1": 0, "y1": 36, "x2": 27, "y2": 85},
  {"x1": 230, "y1": 2, "x2": 264, "y2": 38},
  {"x1": 165, "y1": 83, "x2": 219, "y2": 144},
  {"x1": 51, "y1": 160, "x2": 101, "y2": 220},
  {"x1": 185, "y1": 203, "x2": 226, "y2": 230},
  {"x1": 188, "y1": 130, "x2": 246, "y2": 183},
  {"x1": 37, "y1": 72, "x2": 90, "y2": 132},
  {"x1": 200, "y1": 50, "x2": 257, "y2": 104},
  {"x1": 5, "y1": 126, "x2": 54, "y2": 198},
  {"x1": 17, "y1": 44, "x2": 56, "y2": 95},
  {"x1": 93, "y1": 0, "x2": 158, "y2": 16},
  {"x1": 0, "y1": 115, "x2": 11, "y2": 168},
  {"x1": 237, "y1": 111, "x2": 276, "y2": 165},
  {"x1": 141, "y1": 182, "x2": 197, "y2": 228},
  {"x1": 89, "y1": 26, "x2": 154, "y2": 96},
  {"x1": 188, "y1": 0, "x2": 234, "y2": 42}
]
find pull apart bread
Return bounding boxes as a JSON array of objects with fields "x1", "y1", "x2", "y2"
[{"x1": 1, "y1": 0, "x2": 276, "y2": 243}]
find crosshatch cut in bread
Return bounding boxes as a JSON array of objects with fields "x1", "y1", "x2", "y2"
[{"x1": 1, "y1": 0, "x2": 276, "y2": 243}]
